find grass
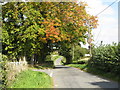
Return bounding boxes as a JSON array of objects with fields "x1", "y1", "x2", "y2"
[
  {"x1": 9, "y1": 69, "x2": 53, "y2": 88},
  {"x1": 30, "y1": 64, "x2": 54, "y2": 69},
  {"x1": 87, "y1": 67, "x2": 120, "y2": 82},
  {"x1": 80, "y1": 57, "x2": 90, "y2": 61},
  {"x1": 67, "y1": 64, "x2": 87, "y2": 70},
  {"x1": 28, "y1": 61, "x2": 55, "y2": 69}
]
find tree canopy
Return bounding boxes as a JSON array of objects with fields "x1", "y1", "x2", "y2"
[{"x1": 2, "y1": 2, "x2": 98, "y2": 63}]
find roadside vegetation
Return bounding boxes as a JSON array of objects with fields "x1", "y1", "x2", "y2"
[
  {"x1": 59, "y1": 44, "x2": 89, "y2": 64},
  {"x1": 29, "y1": 62, "x2": 54, "y2": 69},
  {"x1": 2, "y1": 2, "x2": 97, "y2": 87},
  {"x1": 4, "y1": 1, "x2": 119, "y2": 88},
  {"x1": 30, "y1": 51, "x2": 61, "y2": 69},
  {"x1": 66, "y1": 43, "x2": 120, "y2": 82},
  {"x1": 9, "y1": 70, "x2": 53, "y2": 88}
]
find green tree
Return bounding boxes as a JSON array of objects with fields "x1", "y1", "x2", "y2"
[{"x1": 2, "y1": 2, "x2": 98, "y2": 64}]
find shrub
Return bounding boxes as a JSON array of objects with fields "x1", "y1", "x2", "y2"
[
  {"x1": 77, "y1": 61, "x2": 86, "y2": 64},
  {"x1": 45, "y1": 55, "x2": 51, "y2": 61},
  {"x1": 51, "y1": 55, "x2": 60, "y2": 61},
  {"x1": 88, "y1": 43, "x2": 120, "y2": 75},
  {"x1": 61, "y1": 56, "x2": 66, "y2": 64},
  {"x1": 44, "y1": 61, "x2": 54, "y2": 68},
  {"x1": 1, "y1": 54, "x2": 8, "y2": 88},
  {"x1": 59, "y1": 49, "x2": 72, "y2": 64},
  {"x1": 45, "y1": 61, "x2": 54, "y2": 65},
  {"x1": 68, "y1": 45, "x2": 89, "y2": 61},
  {"x1": 1, "y1": 54, "x2": 28, "y2": 88},
  {"x1": 59, "y1": 44, "x2": 89, "y2": 64}
]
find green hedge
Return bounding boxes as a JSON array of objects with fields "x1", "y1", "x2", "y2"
[
  {"x1": 1, "y1": 54, "x2": 8, "y2": 88},
  {"x1": 88, "y1": 43, "x2": 120, "y2": 75},
  {"x1": 1, "y1": 54, "x2": 28, "y2": 88}
]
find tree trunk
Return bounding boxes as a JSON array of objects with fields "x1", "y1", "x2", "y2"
[
  {"x1": 72, "y1": 44, "x2": 74, "y2": 60},
  {"x1": 31, "y1": 54, "x2": 34, "y2": 65}
]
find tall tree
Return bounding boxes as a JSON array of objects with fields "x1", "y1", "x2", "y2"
[{"x1": 2, "y1": 2, "x2": 98, "y2": 63}]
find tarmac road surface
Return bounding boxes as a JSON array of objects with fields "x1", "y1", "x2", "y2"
[{"x1": 52, "y1": 57, "x2": 119, "y2": 89}]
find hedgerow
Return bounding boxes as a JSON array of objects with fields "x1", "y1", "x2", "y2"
[
  {"x1": 1, "y1": 54, "x2": 28, "y2": 88},
  {"x1": 88, "y1": 43, "x2": 120, "y2": 75}
]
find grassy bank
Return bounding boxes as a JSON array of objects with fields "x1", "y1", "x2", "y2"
[
  {"x1": 87, "y1": 67, "x2": 120, "y2": 82},
  {"x1": 67, "y1": 64, "x2": 87, "y2": 70},
  {"x1": 29, "y1": 63, "x2": 54, "y2": 69},
  {"x1": 66, "y1": 61, "x2": 120, "y2": 82},
  {"x1": 9, "y1": 69, "x2": 53, "y2": 88}
]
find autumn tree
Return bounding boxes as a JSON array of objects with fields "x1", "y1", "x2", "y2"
[{"x1": 2, "y1": 2, "x2": 98, "y2": 64}]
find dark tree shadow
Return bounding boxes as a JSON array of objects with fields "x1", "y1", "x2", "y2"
[
  {"x1": 54, "y1": 65, "x2": 71, "y2": 69},
  {"x1": 89, "y1": 81, "x2": 120, "y2": 89}
]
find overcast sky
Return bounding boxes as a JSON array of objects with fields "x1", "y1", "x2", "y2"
[{"x1": 80, "y1": 0, "x2": 119, "y2": 48}]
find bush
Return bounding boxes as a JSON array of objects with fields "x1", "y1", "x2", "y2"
[
  {"x1": 51, "y1": 55, "x2": 60, "y2": 61},
  {"x1": 70, "y1": 45, "x2": 89, "y2": 61},
  {"x1": 88, "y1": 43, "x2": 120, "y2": 75},
  {"x1": 59, "y1": 48, "x2": 72, "y2": 64},
  {"x1": 44, "y1": 61, "x2": 54, "y2": 68},
  {"x1": 77, "y1": 61, "x2": 86, "y2": 64},
  {"x1": 45, "y1": 55, "x2": 51, "y2": 61},
  {"x1": 32, "y1": 61, "x2": 54, "y2": 69},
  {"x1": 76, "y1": 46, "x2": 89, "y2": 59},
  {"x1": 1, "y1": 54, "x2": 28, "y2": 88},
  {"x1": 59, "y1": 43, "x2": 89, "y2": 64},
  {"x1": 45, "y1": 61, "x2": 54, "y2": 65},
  {"x1": 1, "y1": 54, "x2": 8, "y2": 88},
  {"x1": 61, "y1": 56, "x2": 66, "y2": 64}
]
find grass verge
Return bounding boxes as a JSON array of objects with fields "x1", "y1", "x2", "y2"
[
  {"x1": 9, "y1": 69, "x2": 53, "y2": 88},
  {"x1": 66, "y1": 64, "x2": 87, "y2": 70},
  {"x1": 87, "y1": 67, "x2": 120, "y2": 82},
  {"x1": 29, "y1": 62, "x2": 54, "y2": 69}
]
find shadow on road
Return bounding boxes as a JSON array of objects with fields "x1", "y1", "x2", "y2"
[
  {"x1": 54, "y1": 65, "x2": 70, "y2": 69},
  {"x1": 90, "y1": 81, "x2": 120, "y2": 89}
]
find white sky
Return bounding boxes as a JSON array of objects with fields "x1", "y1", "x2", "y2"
[{"x1": 80, "y1": 0, "x2": 119, "y2": 48}]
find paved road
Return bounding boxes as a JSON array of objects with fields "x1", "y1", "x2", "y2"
[
  {"x1": 54, "y1": 56, "x2": 63, "y2": 66},
  {"x1": 52, "y1": 57, "x2": 119, "y2": 88},
  {"x1": 33, "y1": 57, "x2": 119, "y2": 88}
]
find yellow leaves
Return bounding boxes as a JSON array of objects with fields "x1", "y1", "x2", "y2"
[
  {"x1": 54, "y1": 35, "x2": 59, "y2": 39},
  {"x1": 79, "y1": 32, "x2": 82, "y2": 36},
  {"x1": 54, "y1": 23, "x2": 61, "y2": 26},
  {"x1": 42, "y1": 21, "x2": 49, "y2": 24},
  {"x1": 39, "y1": 37, "x2": 47, "y2": 43},
  {"x1": 37, "y1": 17, "x2": 41, "y2": 20},
  {"x1": 42, "y1": 20, "x2": 49, "y2": 24},
  {"x1": 55, "y1": 18, "x2": 61, "y2": 23},
  {"x1": 38, "y1": 28, "x2": 44, "y2": 34},
  {"x1": 60, "y1": 34, "x2": 68, "y2": 41},
  {"x1": 75, "y1": 29, "x2": 79, "y2": 33},
  {"x1": 66, "y1": 37, "x2": 71, "y2": 42}
]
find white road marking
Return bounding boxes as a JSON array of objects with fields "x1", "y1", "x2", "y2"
[
  {"x1": 55, "y1": 85, "x2": 58, "y2": 86},
  {"x1": 50, "y1": 71, "x2": 53, "y2": 77}
]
